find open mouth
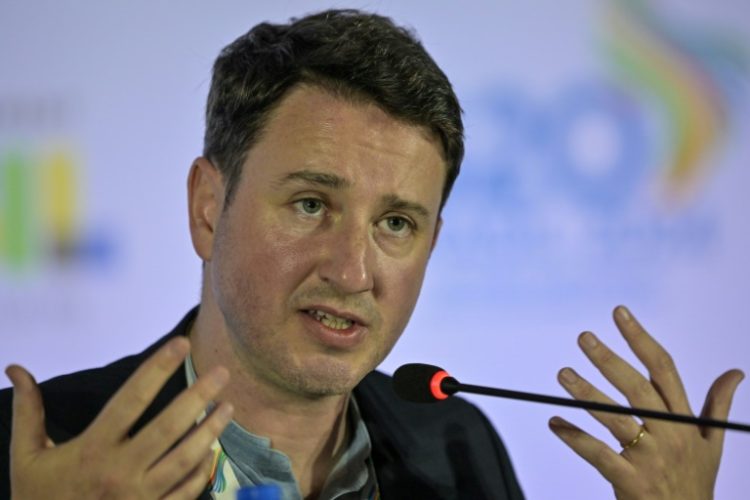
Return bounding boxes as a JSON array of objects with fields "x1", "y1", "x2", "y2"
[{"x1": 306, "y1": 309, "x2": 355, "y2": 330}]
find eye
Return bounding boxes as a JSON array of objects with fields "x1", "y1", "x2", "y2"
[
  {"x1": 380, "y1": 215, "x2": 414, "y2": 236},
  {"x1": 295, "y1": 198, "x2": 324, "y2": 215}
]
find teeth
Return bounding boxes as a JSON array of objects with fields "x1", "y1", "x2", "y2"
[{"x1": 308, "y1": 309, "x2": 354, "y2": 330}]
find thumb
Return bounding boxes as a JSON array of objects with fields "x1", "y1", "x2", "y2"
[
  {"x1": 700, "y1": 368, "x2": 745, "y2": 443},
  {"x1": 5, "y1": 365, "x2": 50, "y2": 457}
]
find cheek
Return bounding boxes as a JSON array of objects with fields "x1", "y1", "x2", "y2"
[
  {"x1": 254, "y1": 221, "x2": 318, "y2": 285},
  {"x1": 381, "y1": 256, "x2": 429, "y2": 332},
  {"x1": 214, "y1": 215, "x2": 315, "y2": 301}
]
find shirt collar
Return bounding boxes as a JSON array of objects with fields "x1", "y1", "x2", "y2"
[{"x1": 184, "y1": 354, "x2": 376, "y2": 498}]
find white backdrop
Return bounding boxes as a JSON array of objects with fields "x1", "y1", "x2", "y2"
[{"x1": 1, "y1": 1, "x2": 749, "y2": 498}]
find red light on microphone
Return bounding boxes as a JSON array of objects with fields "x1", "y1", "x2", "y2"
[{"x1": 430, "y1": 370, "x2": 451, "y2": 400}]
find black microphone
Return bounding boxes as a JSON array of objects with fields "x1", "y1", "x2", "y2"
[{"x1": 393, "y1": 363, "x2": 750, "y2": 433}]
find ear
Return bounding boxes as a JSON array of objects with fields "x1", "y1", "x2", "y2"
[
  {"x1": 430, "y1": 216, "x2": 442, "y2": 253},
  {"x1": 187, "y1": 157, "x2": 224, "y2": 261}
]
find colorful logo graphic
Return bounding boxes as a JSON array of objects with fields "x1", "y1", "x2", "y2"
[
  {"x1": 0, "y1": 144, "x2": 115, "y2": 276},
  {"x1": 430, "y1": 1, "x2": 748, "y2": 301},
  {"x1": 603, "y1": 0, "x2": 749, "y2": 201}
]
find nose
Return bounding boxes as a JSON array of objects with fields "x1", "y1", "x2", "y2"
[{"x1": 317, "y1": 219, "x2": 375, "y2": 294}]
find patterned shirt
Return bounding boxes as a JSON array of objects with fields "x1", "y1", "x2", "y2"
[{"x1": 185, "y1": 355, "x2": 379, "y2": 499}]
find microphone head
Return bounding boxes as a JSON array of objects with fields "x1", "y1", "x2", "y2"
[{"x1": 393, "y1": 363, "x2": 457, "y2": 403}]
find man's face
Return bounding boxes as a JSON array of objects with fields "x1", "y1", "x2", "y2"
[{"x1": 207, "y1": 85, "x2": 445, "y2": 398}]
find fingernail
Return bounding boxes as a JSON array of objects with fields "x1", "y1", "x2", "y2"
[
  {"x1": 616, "y1": 306, "x2": 631, "y2": 321},
  {"x1": 5, "y1": 365, "x2": 32, "y2": 389},
  {"x1": 580, "y1": 332, "x2": 598, "y2": 349},
  {"x1": 218, "y1": 403, "x2": 234, "y2": 421},
  {"x1": 559, "y1": 368, "x2": 578, "y2": 385},
  {"x1": 548, "y1": 416, "x2": 563, "y2": 428},
  {"x1": 548, "y1": 417, "x2": 576, "y2": 432},
  {"x1": 168, "y1": 338, "x2": 190, "y2": 358},
  {"x1": 208, "y1": 368, "x2": 229, "y2": 390},
  {"x1": 4, "y1": 366, "x2": 16, "y2": 385}
]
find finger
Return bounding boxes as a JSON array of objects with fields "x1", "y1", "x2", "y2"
[
  {"x1": 5, "y1": 365, "x2": 49, "y2": 457},
  {"x1": 91, "y1": 337, "x2": 191, "y2": 443},
  {"x1": 147, "y1": 402, "x2": 233, "y2": 496},
  {"x1": 699, "y1": 369, "x2": 744, "y2": 443},
  {"x1": 577, "y1": 331, "x2": 668, "y2": 417},
  {"x1": 557, "y1": 367, "x2": 645, "y2": 447},
  {"x1": 548, "y1": 416, "x2": 633, "y2": 483},
  {"x1": 131, "y1": 366, "x2": 230, "y2": 466},
  {"x1": 161, "y1": 447, "x2": 216, "y2": 500},
  {"x1": 613, "y1": 306, "x2": 692, "y2": 414}
]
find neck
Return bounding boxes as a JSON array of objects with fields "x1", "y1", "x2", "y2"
[{"x1": 189, "y1": 299, "x2": 351, "y2": 497}]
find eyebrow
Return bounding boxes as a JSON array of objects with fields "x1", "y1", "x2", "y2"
[
  {"x1": 381, "y1": 194, "x2": 431, "y2": 220},
  {"x1": 275, "y1": 170, "x2": 350, "y2": 189}
]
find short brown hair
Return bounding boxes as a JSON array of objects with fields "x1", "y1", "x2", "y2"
[{"x1": 203, "y1": 9, "x2": 464, "y2": 210}]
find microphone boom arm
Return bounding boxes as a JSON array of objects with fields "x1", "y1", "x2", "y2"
[{"x1": 443, "y1": 378, "x2": 750, "y2": 433}]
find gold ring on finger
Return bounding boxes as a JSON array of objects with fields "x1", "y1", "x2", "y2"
[{"x1": 621, "y1": 425, "x2": 646, "y2": 450}]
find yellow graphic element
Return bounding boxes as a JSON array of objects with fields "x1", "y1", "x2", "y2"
[{"x1": 40, "y1": 149, "x2": 80, "y2": 256}]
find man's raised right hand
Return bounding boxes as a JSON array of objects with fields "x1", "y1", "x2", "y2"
[{"x1": 6, "y1": 337, "x2": 233, "y2": 499}]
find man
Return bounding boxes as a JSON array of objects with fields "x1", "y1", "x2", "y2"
[{"x1": 0, "y1": 9, "x2": 743, "y2": 500}]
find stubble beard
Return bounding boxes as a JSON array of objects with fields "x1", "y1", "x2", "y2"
[
  {"x1": 216, "y1": 277, "x2": 386, "y2": 399},
  {"x1": 225, "y1": 311, "x2": 381, "y2": 398},
  {"x1": 210, "y1": 224, "x2": 398, "y2": 398}
]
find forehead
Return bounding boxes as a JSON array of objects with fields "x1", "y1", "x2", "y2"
[
  {"x1": 242, "y1": 85, "x2": 447, "y2": 201},
  {"x1": 265, "y1": 84, "x2": 441, "y2": 154}
]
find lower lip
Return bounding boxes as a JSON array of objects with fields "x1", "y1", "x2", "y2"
[{"x1": 299, "y1": 311, "x2": 367, "y2": 349}]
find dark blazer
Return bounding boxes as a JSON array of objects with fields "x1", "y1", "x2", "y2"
[{"x1": 0, "y1": 310, "x2": 524, "y2": 499}]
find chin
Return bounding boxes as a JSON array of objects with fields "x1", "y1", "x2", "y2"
[{"x1": 281, "y1": 356, "x2": 372, "y2": 398}]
